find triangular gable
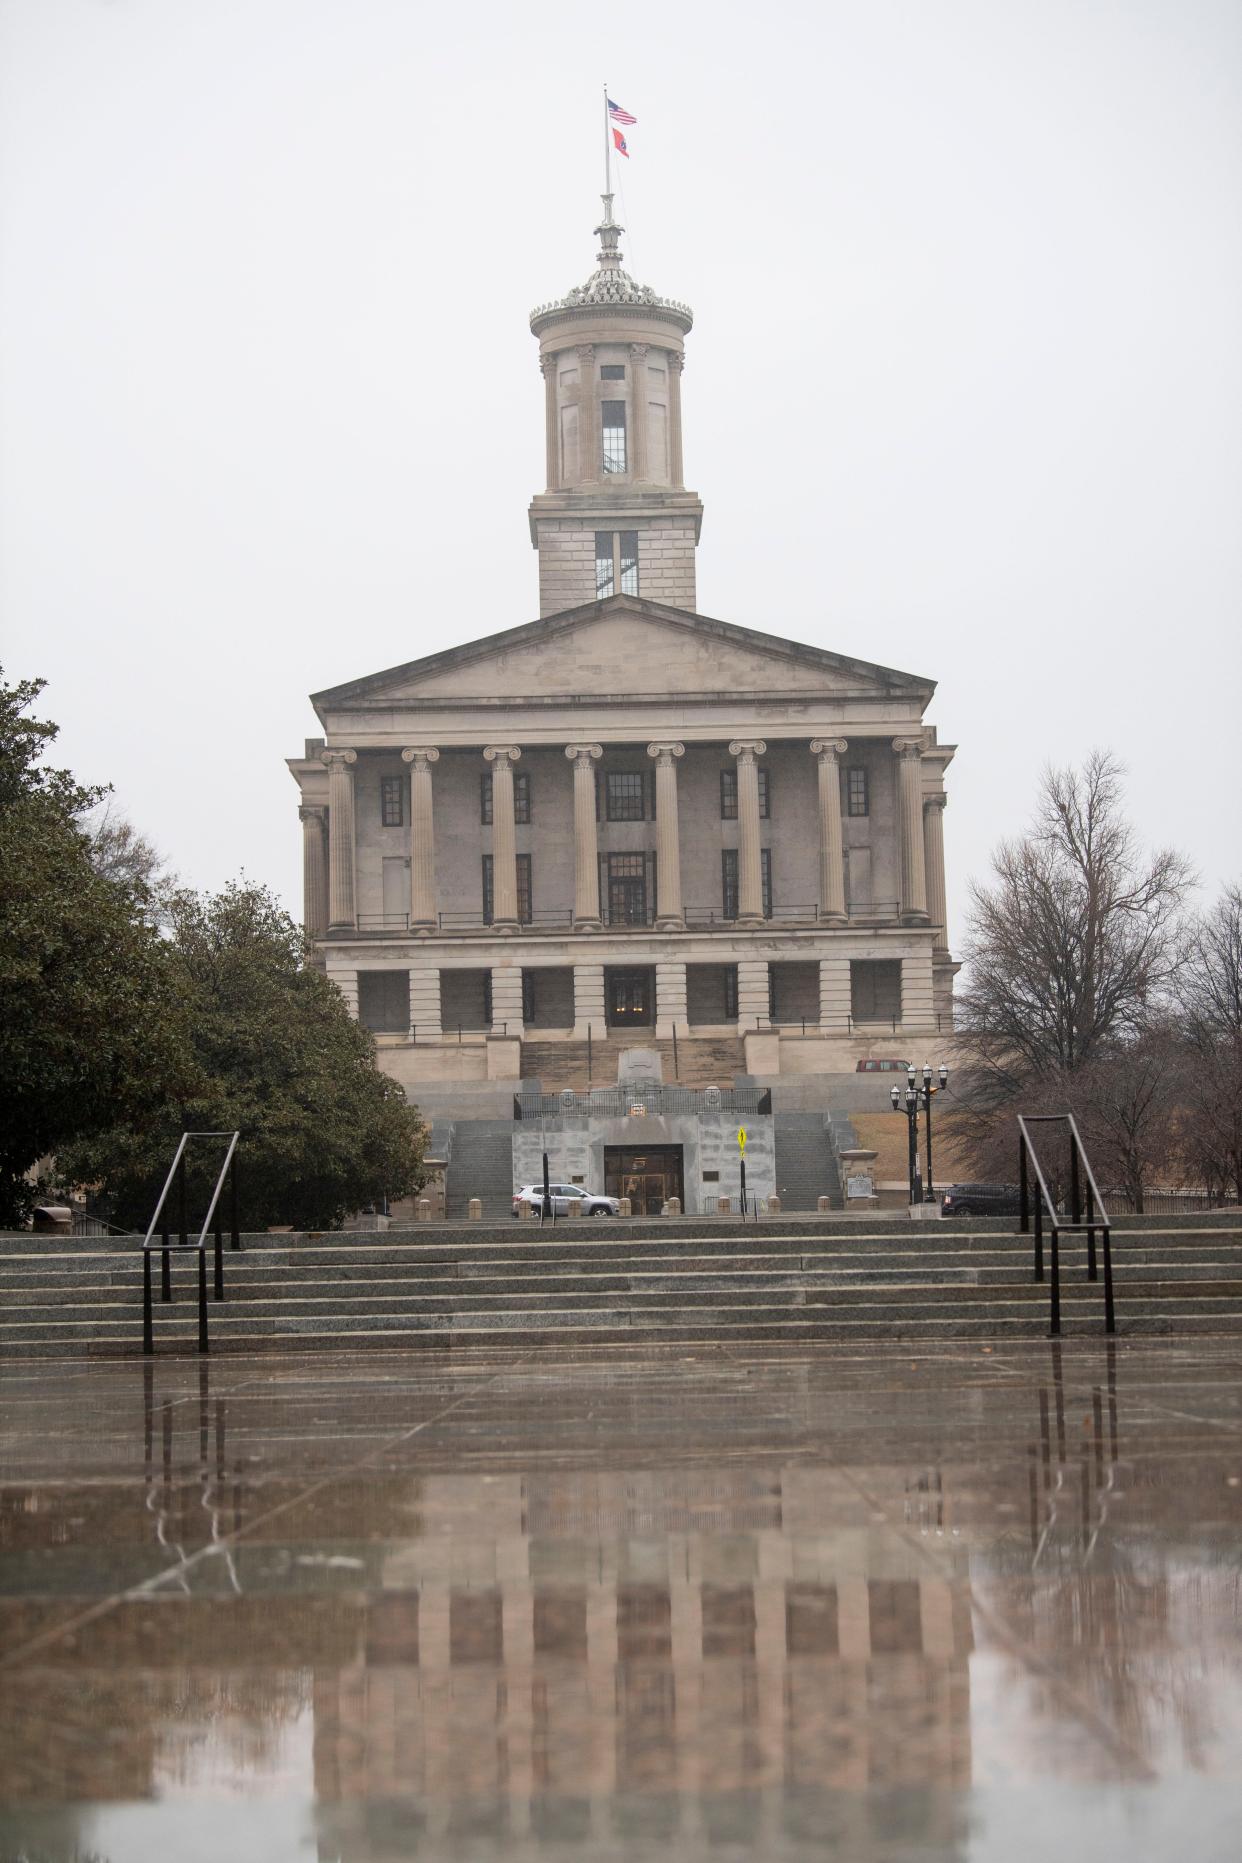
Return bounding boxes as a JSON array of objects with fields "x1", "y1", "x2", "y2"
[{"x1": 310, "y1": 594, "x2": 934, "y2": 716}]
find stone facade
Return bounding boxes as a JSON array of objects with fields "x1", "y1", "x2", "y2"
[{"x1": 286, "y1": 192, "x2": 959, "y2": 1179}]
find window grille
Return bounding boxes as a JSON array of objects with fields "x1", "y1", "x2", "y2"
[
  {"x1": 606, "y1": 771, "x2": 646, "y2": 821},
  {"x1": 720, "y1": 767, "x2": 770, "y2": 818},
  {"x1": 847, "y1": 767, "x2": 869, "y2": 817},
  {"x1": 595, "y1": 531, "x2": 615, "y2": 599},
  {"x1": 482, "y1": 854, "x2": 533, "y2": 924},
  {"x1": 380, "y1": 776, "x2": 404, "y2": 827},
  {"x1": 601, "y1": 400, "x2": 627, "y2": 474},
  {"x1": 480, "y1": 771, "x2": 530, "y2": 824}
]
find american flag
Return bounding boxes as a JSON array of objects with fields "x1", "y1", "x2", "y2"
[{"x1": 608, "y1": 97, "x2": 637, "y2": 125}]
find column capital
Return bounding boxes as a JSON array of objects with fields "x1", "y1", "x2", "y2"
[
  {"x1": 483, "y1": 745, "x2": 522, "y2": 763},
  {"x1": 669, "y1": 350, "x2": 685, "y2": 374},
  {"x1": 400, "y1": 745, "x2": 440, "y2": 768},
  {"x1": 810, "y1": 737, "x2": 849, "y2": 760},
  {"x1": 564, "y1": 742, "x2": 603, "y2": 763},
  {"x1": 575, "y1": 342, "x2": 595, "y2": 363},
  {"x1": 728, "y1": 738, "x2": 766, "y2": 760},
  {"x1": 320, "y1": 747, "x2": 357, "y2": 769},
  {"x1": 629, "y1": 342, "x2": 649, "y2": 362},
  {"x1": 892, "y1": 737, "x2": 926, "y2": 760},
  {"x1": 646, "y1": 741, "x2": 685, "y2": 763},
  {"x1": 539, "y1": 353, "x2": 557, "y2": 379},
  {"x1": 924, "y1": 791, "x2": 948, "y2": 811},
  {"x1": 298, "y1": 804, "x2": 327, "y2": 823}
]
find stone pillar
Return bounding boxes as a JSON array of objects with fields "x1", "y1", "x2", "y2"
[
  {"x1": 400, "y1": 746, "x2": 439, "y2": 930},
  {"x1": 483, "y1": 746, "x2": 522, "y2": 928},
  {"x1": 902, "y1": 950, "x2": 935, "y2": 1027},
  {"x1": 729, "y1": 740, "x2": 767, "y2": 923},
  {"x1": 299, "y1": 806, "x2": 328, "y2": 938},
  {"x1": 819, "y1": 954, "x2": 851, "y2": 1033},
  {"x1": 332, "y1": 966, "x2": 359, "y2": 1020},
  {"x1": 565, "y1": 744, "x2": 603, "y2": 928},
  {"x1": 576, "y1": 345, "x2": 597, "y2": 481},
  {"x1": 655, "y1": 960, "x2": 688, "y2": 1039},
  {"x1": 629, "y1": 343, "x2": 649, "y2": 480},
  {"x1": 668, "y1": 351, "x2": 685, "y2": 488},
  {"x1": 647, "y1": 741, "x2": 685, "y2": 928},
  {"x1": 572, "y1": 962, "x2": 605, "y2": 1040},
  {"x1": 321, "y1": 749, "x2": 357, "y2": 930},
  {"x1": 540, "y1": 353, "x2": 557, "y2": 490},
  {"x1": 809, "y1": 738, "x2": 848, "y2": 923},
  {"x1": 736, "y1": 958, "x2": 770, "y2": 1029},
  {"x1": 924, "y1": 793, "x2": 949, "y2": 953},
  {"x1": 490, "y1": 965, "x2": 524, "y2": 1037},
  {"x1": 893, "y1": 739, "x2": 929, "y2": 924},
  {"x1": 409, "y1": 964, "x2": 441, "y2": 1040}
]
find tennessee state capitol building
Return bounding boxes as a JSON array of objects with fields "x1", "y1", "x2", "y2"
[{"x1": 287, "y1": 194, "x2": 958, "y2": 1215}]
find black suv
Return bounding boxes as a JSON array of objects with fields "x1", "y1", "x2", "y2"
[{"x1": 941, "y1": 1183, "x2": 1022, "y2": 1218}]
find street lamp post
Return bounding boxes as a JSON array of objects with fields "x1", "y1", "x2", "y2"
[{"x1": 891, "y1": 1063, "x2": 950, "y2": 1205}]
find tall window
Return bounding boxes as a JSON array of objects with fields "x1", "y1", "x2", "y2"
[
  {"x1": 482, "y1": 854, "x2": 533, "y2": 924},
  {"x1": 380, "y1": 776, "x2": 404, "y2": 828},
  {"x1": 601, "y1": 400, "x2": 627, "y2": 474},
  {"x1": 607, "y1": 852, "x2": 648, "y2": 926},
  {"x1": 595, "y1": 531, "x2": 615, "y2": 598},
  {"x1": 847, "y1": 767, "x2": 869, "y2": 817},
  {"x1": 721, "y1": 849, "x2": 773, "y2": 919},
  {"x1": 606, "y1": 771, "x2": 646, "y2": 821},
  {"x1": 480, "y1": 771, "x2": 530, "y2": 824},
  {"x1": 720, "y1": 768, "x2": 770, "y2": 819},
  {"x1": 595, "y1": 530, "x2": 639, "y2": 598}
]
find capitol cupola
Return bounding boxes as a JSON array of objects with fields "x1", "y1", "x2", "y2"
[{"x1": 528, "y1": 195, "x2": 704, "y2": 617}]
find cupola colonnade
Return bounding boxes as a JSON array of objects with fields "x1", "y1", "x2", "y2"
[{"x1": 303, "y1": 737, "x2": 948, "y2": 942}]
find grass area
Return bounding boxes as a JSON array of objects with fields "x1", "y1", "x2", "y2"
[{"x1": 848, "y1": 1111, "x2": 972, "y2": 1186}]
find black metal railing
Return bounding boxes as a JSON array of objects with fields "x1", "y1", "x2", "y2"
[
  {"x1": 1018, "y1": 1113, "x2": 1115, "y2": 1337},
  {"x1": 141, "y1": 1132, "x2": 241, "y2": 1355},
  {"x1": 350, "y1": 902, "x2": 905, "y2": 936},
  {"x1": 515, "y1": 1086, "x2": 772, "y2": 1120}
]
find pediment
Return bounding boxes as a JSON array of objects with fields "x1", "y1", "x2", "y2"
[{"x1": 312, "y1": 597, "x2": 933, "y2": 717}]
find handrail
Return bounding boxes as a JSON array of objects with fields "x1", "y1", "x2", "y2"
[
  {"x1": 1017, "y1": 1113, "x2": 1114, "y2": 1337},
  {"x1": 141, "y1": 1132, "x2": 241, "y2": 1356}
]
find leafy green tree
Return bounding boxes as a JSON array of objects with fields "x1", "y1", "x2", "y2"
[
  {"x1": 64, "y1": 881, "x2": 426, "y2": 1231},
  {"x1": 0, "y1": 671, "x2": 188, "y2": 1226}
]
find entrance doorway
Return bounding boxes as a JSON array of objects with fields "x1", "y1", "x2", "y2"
[
  {"x1": 606, "y1": 967, "x2": 654, "y2": 1029},
  {"x1": 605, "y1": 1146, "x2": 685, "y2": 1217}
]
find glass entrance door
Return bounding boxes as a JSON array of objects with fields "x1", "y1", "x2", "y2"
[
  {"x1": 607, "y1": 969, "x2": 653, "y2": 1028},
  {"x1": 605, "y1": 1147, "x2": 685, "y2": 1216}
]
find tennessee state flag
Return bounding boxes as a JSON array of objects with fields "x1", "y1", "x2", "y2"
[{"x1": 612, "y1": 126, "x2": 629, "y2": 158}]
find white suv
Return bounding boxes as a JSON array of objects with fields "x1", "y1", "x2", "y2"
[{"x1": 512, "y1": 1183, "x2": 620, "y2": 1218}]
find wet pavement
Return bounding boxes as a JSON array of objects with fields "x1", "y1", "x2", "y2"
[{"x1": 1, "y1": 1340, "x2": 1240, "y2": 1861}]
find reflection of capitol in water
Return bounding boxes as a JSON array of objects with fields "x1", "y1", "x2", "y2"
[{"x1": 310, "y1": 1466, "x2": 975, "y2": 1856}]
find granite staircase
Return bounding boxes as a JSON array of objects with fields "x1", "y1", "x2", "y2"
[
  {"x1": 443, "y1": 1121, "x2": 514, "y2": 1220},
  {"x1": 773, "y1": 1112, "x2": 843, "y2": 1211},
  {"x1": 520, "y1": 1035, "x2": 745, "y2": 1093},
  {"x1": 2, "y1": 1216, "x2": 1240, "y2": 1358}
]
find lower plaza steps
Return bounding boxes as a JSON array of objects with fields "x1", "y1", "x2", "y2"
[
  {"x1": 520, "y1": 1035, "x2": 745, "y2": 1093},
  {"x1": 2, "y1": 1215, "x2": 1240, "y2": 1358}
]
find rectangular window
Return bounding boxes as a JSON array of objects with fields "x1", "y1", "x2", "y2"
[
  {"x1": 600, "y1": 363, "x2": 626, "y2": 381},
  {"x1": 601, "y1": 400, "x2": 627, "y2": 474},
  {"x1": 847, "y1": 767, "x2": 869, "y2": 817},
  {"x1": 721, "y1": 849, "x2": 772, "y2": 918},
  {"x1": 595, "y1": 530, "x2": 615, "y2": 599},
  {"x1": 380, "y1": 776, "x2": 404, "y2": 827},
  {"x1": 482, "y1": 854, "x2": 533, "y2": 925},
  {"x1": 619, "y1": 530, "x2": 638, "y2": 596},
  {"x1": 480, "y1": 771, "x2": 530, "y2": 824},
  {"x1": 606, "y1": 771, "x2": 646, "y2": 821},
  {"x1": 719, "y1": 767, "x2": 770, "y2": 818},
  {"x1": 607, "y1": 852, "x2": 648, "y2": 926}
]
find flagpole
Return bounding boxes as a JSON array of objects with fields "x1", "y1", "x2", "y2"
[{"x1": 602, "y1": 81, "x2": 612, "y2": 204}]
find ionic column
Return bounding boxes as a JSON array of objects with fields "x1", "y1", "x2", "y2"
[
  {"x1": 924, "y1": 793, "x2": 949, "y2": 953},
  {"x1": 810, "y1": 738, "x2": 848, "y2": 923},
  {"x1": 576, "y1": 345, "x2": 597, "y2": 481},
  {"x1": 320, "y1": 749, "x2": 357, "y2": 930},
  {"x1": 540, "y1": 353, "x2": 558, "y2": 490},
  {"x1": 483, "y1": 746, "x2": 522, "y2": 928},
  {"x1": 565, "y1": 744, "x2": 603, "y2": 928},
  {"x1": 647, "y1": 741, "x2": 685, "y2": 928},
  {"x1": 729, "y1": 739, "x2": 767, "y2": 923},
  {"x1": 629, "y1": 343, "x2": 649, "y2": 481},
  {"x1": 400, "y1": 746, "x2": 439, "y2": 930},
  {"x1": 668, "y1": 351, "x2": 685, "y2": 488},
  {"x1": 893, "y1": 739, "x2": 929, "y2": 924},
  {"x1": 299, "y1": 806, "x2": 328, "y2": 938}
]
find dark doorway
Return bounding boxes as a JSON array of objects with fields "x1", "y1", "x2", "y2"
[
  {"x1": 606, "y1": 967, "x2": 654, "y2": 1029},
  {"x1": 605, "y1": 1147, "x2": 685, "y2": 1217}
]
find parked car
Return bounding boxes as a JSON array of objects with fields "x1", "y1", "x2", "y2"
[
  {"x1": 856, "y1": 1058, "x2": 911, "y2": 1073},
  {"x1": 941, "y1": 1183, "x2": 1023, "y2": 1218},
  {"x1": 512, "y1": 1184, "x2": 620, "y2": 1218}
]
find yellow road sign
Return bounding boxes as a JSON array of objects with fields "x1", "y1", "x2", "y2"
[{"x1": 737, "y1": 1127, "x2": 748, "y2": 1153}]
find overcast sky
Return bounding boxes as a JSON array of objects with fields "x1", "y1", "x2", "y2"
[{"x1": 2, "y1": 0, "x2": 1238, "y2": 948}]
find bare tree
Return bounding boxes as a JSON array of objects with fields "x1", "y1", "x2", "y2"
[
  {"x1": 1066, "y1": 1031, "x2": 1183, "y2": 1213},
  {"x1": 86, "y1": 801, "x2": 166, "y2": 893},
  {"x1": 1175, "y1": 884, "x2": 1242, "y2": 1202}
]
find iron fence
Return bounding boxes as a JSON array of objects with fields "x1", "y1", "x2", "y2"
[{"x1": 516, "y1": 1086, "x2": 772, "y2": 1120}]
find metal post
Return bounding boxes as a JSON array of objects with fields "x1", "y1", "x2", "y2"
[
  {"x1": 542, "y1": 1150, "x2": 552, "y2": 1224},
  {"x1": 230, "y1": 1152, "x2": 240, "y2": 1251},
  {"x1": 1034, "y1": 1195, "x2": 1044, "y2": 1282},
  {"x1": 906, "y1": 1103, "x2": 918, "y2": 1206},
  {"x1": 740, "y1": 1157, "x2": 747, "y2": 1218},
  {"x1": 178, "y1": 1152, "x2": 188, "y2": 1247},
  {"x1": 1049, "y1": 1225, "x2": 1061, "y2": 1338},
  {"x1": 161, "y1": 1239, "x2": 171, "y2": 1303},
  {"x1": 213, "y1": 1202, "x2": 224, "y2": 1302},
  {"x1": 924, "y1": 1085, "x2": 935, "y2": 1202},
  {"x1": 142, "y1": 1249, "x2": 154, "y2": 1355},
  {"x1": 1102, "y1": 1225, "x2": 1116, "y2": 1335},
  {"x1": 1070, "y1": 1141, "x2": 1082, "y2": 1225},
  {"x1": 1084, "y1": 1167, "x2": 1098, "y2": 1282},
  {"x1": 1019, "y1": 1140, "x2": 1029, "y2": 1233},
  {"x1": 587, "y1": 1022, "x2": 592, "y2": 1083},
  {"x1": 197, "y1": 1248, "x2": 209, "y2": 1353}
]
